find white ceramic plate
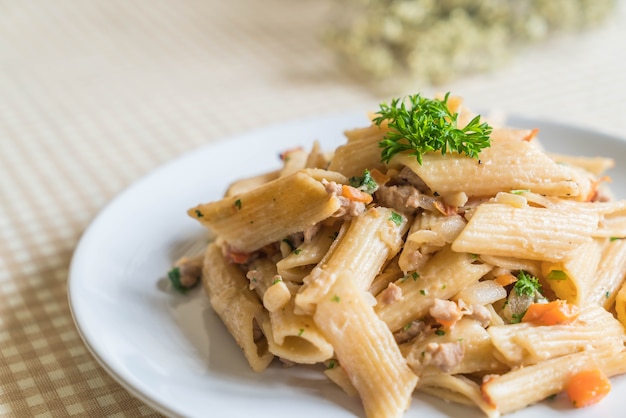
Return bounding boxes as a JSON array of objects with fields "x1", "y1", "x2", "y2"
[{"x1": 68, "y1": 112, "x2": 626, "y2": 418}]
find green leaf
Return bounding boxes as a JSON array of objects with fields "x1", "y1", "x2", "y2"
[{"x1": 373, "y1": 93, "x2": 492, "y2": 164}]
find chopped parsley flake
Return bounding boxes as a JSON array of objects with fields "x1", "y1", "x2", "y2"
[
  {"x1": 511, "y1": 189, "x2": 530, "y2": 195},
  {"x1": 272, "y1": 277, "x2": 283, "y2": 285},
  {"x1": 419, "y1": 289, "x2": 427, "y2": 296},
  {"x1": 167, "y1": 267, "x2": 187, "y2": 293},
  {"x1": 194, "y1": 210, "x2": 204, "y2": 218},
  {"x1": 298, "y1": 328, "x2": 304, "y2": 336},
  {"x1": 435, "y1": 329, "x2": 446, "y2": 336},
  {"x1": 293, "y1": 248, "x2": 302, "y2": 255},
  {"x1": 331, "y1": 295, "x2": 341, "y2": 303},
  {"x1": 389, "y1": 211, "x2": 403, "y2": 226},
  {"x1": 327, "y1": 359, "x2": 336, "y2": 369},
  {"x1": 234, "y1": 199, "x2": 242, "y2": 210},
  {"x1": 349, "y1": 169, "x2": 378, "y2": 194},
  {"x1": 546, "y1": 270, "x2": 568, "y2": 281}
]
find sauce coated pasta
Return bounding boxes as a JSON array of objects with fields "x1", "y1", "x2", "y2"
[{"x1": 180, "y1": 94, "x2": 626, "y2": 418}]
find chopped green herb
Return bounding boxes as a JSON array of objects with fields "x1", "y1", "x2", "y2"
[
  {"x1": 511, "y1": 312, "x2": 525, "y2": 324},
  {"x1": 547, "y1": 270, "x2": 568, "y2": 281},
  {"x1": 606, "y1": 291, "x2": 611, "y2": 299},
  {"x1": 389, "y1": 211, "x2": 403, "y2": 226},
  {"x1": 441, "y1": 284, "x2": 447, "y2": 290},
  {"x1": 435, "y1": 329, "x2": 446, "y2": 336},
  {"x1": 234, "y1": 199, "x2": 242, "y2": 210},
  {"x1": 293, "y1": 248, "x2": 302, "y2": 255},
  {"x1": 349, "y1": 169, "x2": 378, "y2": 194},
  {"x1": 403, "y1": 322, "x2": 413, "y2": 331},
  {"x1": 331, "y1": 295, "x2": 341, "y2": 303},
  {"x1": 327, "y1": 359, "x2": 336, "y2": 369},
  {"x1": 510, "y1": 189, "x2": 530, "y2": 195},
  {"x1": 167, "y1": 267, "x2": 187, "y2": 293},
  {"x1": 514, "y1": 271, "x2": 542, "y2": 297},
  {"x1": 402, "y1": 272, "x2": 419, "y2": 282},
  {"x1": 419, "y1": 289, "x2": 427, "y2": 296},
  {"x1": 374, "y1": 93, "x2": 492, "y2": 165},
  {"x1": 610, "y1": 236, "x2": 624, "y2": 242},
  {"x1": 272, "y1": 277, "x2": 283, "y2": 285},
  {"x1": 194, "y1": 209, "x2": 204, "y2": 218},
  {"x1": 298, "y1": 328, "x2": 304, "y2": 336}
]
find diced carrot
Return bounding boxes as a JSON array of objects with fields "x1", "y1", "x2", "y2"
[
  {"x1": 436, "y1": 318, "x2": 457, "y2": 329},
  {"x1": 494, "y1": 273, "x2": 517, "y2": 287},
  {"x1": 341, "y1": 185, "x2": 373, "y2": 203},
  {"x1": 565, "y1": 369, "x2": 611, "y2": 408},
  {"x1": 369, "y1": 168, "x2": 390, "y2": 187},
  {"x1": 522, "y1": 128, "x2": 539, "y2": 142},
  {"x1": 522, "y1": 300, "x2": 579, "y2": 326}
]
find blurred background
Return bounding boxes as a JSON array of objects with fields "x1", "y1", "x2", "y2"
[{"x1": 1, "y1": 0, "x2": 625, "y2": 416}]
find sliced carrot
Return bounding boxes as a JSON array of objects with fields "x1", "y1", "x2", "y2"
[
  {"x1": 369, "y1": 168, "x2": 390, "y2": 187},
  {"x1": 566, "y1": 369, "x2": 611, "y2": 408},
  {"x1": 494, "y1": 273, "x2": 517, "y2": 287},
  {"x1": 522, "y1": 128, "x2": 539, "y2": 142},
  {"x1": 341, "y1": 184, "x2": 373, "y2": 204},
  {"x1": 522, "y1": 300, "x2": 579, "y2": 326}
]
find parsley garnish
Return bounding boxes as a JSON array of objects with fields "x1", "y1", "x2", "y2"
[
  {"x1": 194, "y1": 210, "x2": 203, "y2": 218},
  {"x1": 167, "y1": 267, "x2": 187, "y2": 293},
  {"x1": 510, "y1": 189, "x2": 530, "y2": 195},
  {"x1": 293, "y1": 248, "x2": 302, "y2": 255},
  {"x1": 349, "y1": 169, "x2": 378, "y2": 194},
  {"x1": 435, "y1": 329, "x2": 446, "y2": 336},
  {"x1": 546, "y1": 270, "x2": 568, "y2": 281},
  {"x1": 331, "y1": 295, "x2": 341, "y2": 303},
  {"x1": 513, "y1": 271, "x2": 542, "y2": 297},
  {"x1": 234, "y1": 199, "x2": 242, "y2": 210},
  {"x1": 373, "y1": 93, "x2": 492, "y2": 164},
  {"x1": 389, "y1": 211, "x2": 403, "y2": 225},
  {"x1": 298, "y1": 328, "x2": 304, "y2": 336}
]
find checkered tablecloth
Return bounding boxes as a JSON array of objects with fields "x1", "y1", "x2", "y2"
[{"x1": 1, "y1": 1, "x2": 625, "y2": 417}]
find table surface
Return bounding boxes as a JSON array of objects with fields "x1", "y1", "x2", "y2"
[{"x1": 1, "y1": 1, "x2": 626, "y2": 417}]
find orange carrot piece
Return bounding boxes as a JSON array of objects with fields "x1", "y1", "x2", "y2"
[
  {"x1": 369, "y1": 168, "x2": 390, "y2": 187},
  {"x1": 494, "y1": 273, "x2": 517, "y2": 287},
  {"x1": 523, "y1": 128, "x2": 539, "y2": 142},
  {"x1": 566, "y1": 369, "x2": 611, "y2": 408},
  {"x1": 341, "y1": 185, "x2": 373, "y2": 204},
  {"x1": 522, "y1": 300, "x2": 579, "y2": 326}
]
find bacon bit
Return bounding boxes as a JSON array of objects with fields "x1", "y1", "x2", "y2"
[
  {"x1": 566, "y1": 369, "x2": 611, "y2": 408},
  {"x1": 522, "y1": 300, "x2": 579, "y2": 326},
  {"x1": 279, "y1": 147, "x2": 303, "y2": 161},
  {"x1": 430, "y1": 299, "x2": 462, "y2": 328},
  {"x1": 494, "y1": 273, "x2": 517, "y2": 287},
  {"x1": 369, "y1": 168, "x2": 390, "y2": 187},
  {"x1": 341, "y1": 184, "x2": 373, "y2": 204},
  {"x1": 433, "y1": 200, "x2": 458, "y2": 216},
  {"x1": 228, "y1": 250, "x2": 251, "y2": 264},
  {"x1": 522, "y1": 128, "x2": 539, "y2": 142}
]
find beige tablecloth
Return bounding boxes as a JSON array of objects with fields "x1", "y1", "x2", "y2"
[{"x1": 1, "y1": 1, "x2": 626, "y2": 417}]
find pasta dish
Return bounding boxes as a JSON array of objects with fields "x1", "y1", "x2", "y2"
[{"x1": 172, "y1": 93, "x2": 626, "y2": 418}]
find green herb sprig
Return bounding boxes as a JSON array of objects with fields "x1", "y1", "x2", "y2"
[
  {"x1": 373, "y1": 93, "x2": 492, "y2": 164},
  {"x1": 513, "y1": 271, "x2": 542, "y2": 297}
]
